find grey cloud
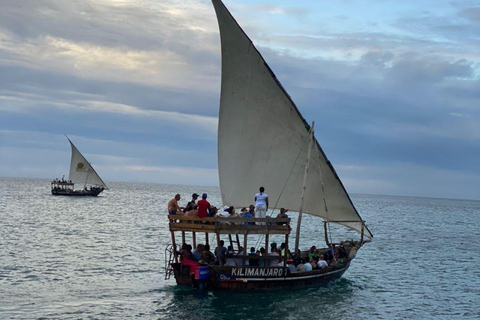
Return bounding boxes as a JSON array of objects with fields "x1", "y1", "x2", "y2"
[
  {"x1": 459, "y1": 7, "x2": 480, "y2": 22},
  {"x1": 385, "y1": 54, "x2": 473, "y2": 85}
]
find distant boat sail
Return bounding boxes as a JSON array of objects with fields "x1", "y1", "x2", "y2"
[
  {"x1": 165, "y1": 0, "x2": 372, "y2": 290},
  {"x1": 51, "y1": 136, "x2": 108, "y2": 196}
]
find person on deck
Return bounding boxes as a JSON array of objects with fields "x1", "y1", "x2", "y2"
[
  {"x1": 259, "y1": 247, "x2": 266, "y2": 267},
  {"x1": 249, "y1": 247, "x2": 259, "y2": 266},
  {"x1": 192, "y1": 244, "x2": 204, "y2": 261},
  {"x1": 242, "y1": 206, "x2": 254, "y2": 225},
  {"x1": 214, "y1": 240, "x2": 227, "y2": 265},
  {"x1": 167, "y1": 194, "x2": 183, "y2": 215},
  {"x1": 308, "y1": 246, "x2": 318, "y2": 260},
  {"x1": 200, "y1": 245, "x2": 216, "y2": 265},
  {"x1": 239, "y1": 207, "x2": 247, "y2": 218},
  {"x1": 180, "y1": 244, "x2": 199, "y2": 275},
  {"x1": 228, "y1": 206, "x2": 240, "y2": 219},
  {"x1": 247, "y1": 205, "x2": 255, "y2": 217},
  {"x1": 235, "y1": 246, "x2": 248, "y2": 266},
  {"x1": 184, "y1": 205, "x2": 199, "y2": 217},
  {"x1": 268, "y1": 246, "x2": 280, "y2": 267},
  {"x1": 184, "y1": 193, "x2": 199, "y2": 213},
  {"x1": 317, "y1": 254, "x2": 328, "y2": 269},
  {"x1": 254, "y1": 187, "x2": 268, "y2": 224},
  {"x1": 303, "y1": 259, "x2": 313, "y2": 271},
  {"x1": 197, "y1": 193, "x2": 211, "y2": 218}
]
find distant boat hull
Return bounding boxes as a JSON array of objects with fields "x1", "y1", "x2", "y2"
[
  {"x1": 171, "y1": 262, "x2": 350, "y2": 290},
  {"x1": 51, "y1": 188, "x2": 104, "y2": 197}
]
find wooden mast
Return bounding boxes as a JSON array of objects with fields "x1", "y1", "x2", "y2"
[{"x1": 294, "y1": 122, "x2": 315, "y2": 254}]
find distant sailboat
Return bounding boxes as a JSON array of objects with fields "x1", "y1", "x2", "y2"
[{"x1": 51, "y1": 136, "x2": 108, "y2": 196}]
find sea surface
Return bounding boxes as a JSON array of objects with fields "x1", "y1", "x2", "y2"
[{"x1": 1, "y1": 177, "x2": 479, "y2": 319}]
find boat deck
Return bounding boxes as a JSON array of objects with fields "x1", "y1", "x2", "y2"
[{"x1": 168, "y1": 215, "x2": 291, "y2": 235}]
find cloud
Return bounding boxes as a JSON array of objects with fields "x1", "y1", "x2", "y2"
[
  {"x1": 459, "y1": 7, "x2": 480, "y2": 22},
  {"x1": 0, "y1": 0, "x2": 479, "y2": 200}
]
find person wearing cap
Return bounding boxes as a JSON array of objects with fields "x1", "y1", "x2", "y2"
[
  {"x1": 218, "y1": 206, "x2": 231, "y2": 218},
  {"x1": 197, "y1": 193, "x2": 211, "y2": 218},
  {"x1": 184, "y1": 193, "x2": 199, "y2": 213},
  {"x1": 254, "y1": 187, "x2": 268, "y2": 225}
]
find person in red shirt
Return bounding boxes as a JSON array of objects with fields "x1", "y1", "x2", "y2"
[{"x1": 197, "y1": 193, "x2": 211, "y2": 218}]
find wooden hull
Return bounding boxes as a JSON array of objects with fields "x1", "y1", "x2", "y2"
[
  {"x1": 51, "y1": 189, "x2": 104, "y2": 197},
  {"x1": 172, "y1": 262, "x2": 351, "y2": 290}
]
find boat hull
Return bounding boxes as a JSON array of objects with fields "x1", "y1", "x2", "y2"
[
  {"x1": 51, "y1": 189, "x2": 104, "y2": 197},
  {"x1": 171, "y1": 262, "x2": 351, "y2": 290}
]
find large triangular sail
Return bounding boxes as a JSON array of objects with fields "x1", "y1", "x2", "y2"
[
  {"x1": 212, "y1": 0, "x2": 372, "y2": 239},
  {"x1": 67, "y1": 137, "x2": 109, "y2": 190}
]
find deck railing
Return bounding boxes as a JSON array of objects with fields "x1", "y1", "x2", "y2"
[{"x1": 168, "y1": 215, "x2": 291, "y2": 235}]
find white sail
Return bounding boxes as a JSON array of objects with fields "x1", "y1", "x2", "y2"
[
  {"x1": 67, "y1": 137, "x2": 109, "y2": 190},
  {"x1": 212, "y1": 0, "x2": 372, "y2": 239}
]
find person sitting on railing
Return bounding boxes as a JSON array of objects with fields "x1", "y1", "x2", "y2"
[
  {"x1": 239, "y1": 207, "x2": 247, "y2": 217},
  {"x1": 168, "y1": 194, "x2": 184, "y2": 215},
  {"x1": 207, "y1": 206, "x2": 218, "y2": 218},
  {"x1": 218, "y1": 206, "x2": 231, "y2": 218},
  {"x1": 183, "y1": 193, "x2": 199, "y2": 213},
  {"x1": 184, "y1": 205, "x2": 199, "y2": 217},
  {"x1": 247, "y1": 205, "x2": 255, "y2": 217},
  {"x1": 276, "y1": 208, "x2": 288, "y2": 225},
  {"x1": 242, "y1": 206, "x2": 254, "y2": 225},
  {"x1": 197, "y1": 193, "x2": 210, "y2": 218},
  {"x1": 229, "y1": 207, "x2": 240, "y2": 218}
]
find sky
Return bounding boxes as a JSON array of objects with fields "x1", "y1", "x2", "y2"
[{"x1": 0, "y1": 0, "x2": 479, "y2": 200}]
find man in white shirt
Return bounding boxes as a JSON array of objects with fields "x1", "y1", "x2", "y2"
[
  {"x1": 254, "y1": 187, "x2": 269, "y2": 225},
  {"x1": 317, "y1": 254, "x2": 329, "y2": 268}
]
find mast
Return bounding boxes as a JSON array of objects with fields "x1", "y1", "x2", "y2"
[{"x1": 294, "y1": 122, "x2": 315, "y2": 254}]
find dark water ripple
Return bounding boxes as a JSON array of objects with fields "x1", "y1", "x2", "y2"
[{"x1": 1, "y1": 178, "x2": 479, "y2": 319}]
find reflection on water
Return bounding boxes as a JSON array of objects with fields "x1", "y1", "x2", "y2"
[{"x1": 1, "y1": 178, "x2": 480, "y2": 319}]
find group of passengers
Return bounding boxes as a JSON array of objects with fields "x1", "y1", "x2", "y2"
[
  {"x1": 167, "y1": 187, "x2": 289, "y2": 224},
  {"x1": 179, "y1": 240, "x2": 348, "y2": 274}
]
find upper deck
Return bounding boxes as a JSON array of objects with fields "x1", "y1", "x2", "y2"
[{"x1": 168, "y1": 215, "x2": 291, "y2": 235}]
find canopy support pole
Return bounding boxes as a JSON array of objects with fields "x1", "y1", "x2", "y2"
[
  {"x1": 323, "y1": 221, "x2": 330, "y2": 246},
  {"x1": 294, "y1": 122, "x2": 315, "y2": 254}
]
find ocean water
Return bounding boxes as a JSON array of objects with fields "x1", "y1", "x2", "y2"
[{"x1": 0, "y1": 177, "x2": 479, "y2": 319}]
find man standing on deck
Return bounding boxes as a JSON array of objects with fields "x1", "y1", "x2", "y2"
[
  {"x1": 254, "y1": 187, "x2": 268, "y2": 224},
  {"x1": 197, "y1": 193, "x2": 211, "y2": 218},
  {"x1": 167, "y1": 194, "x2": 183, "y2": 215}
]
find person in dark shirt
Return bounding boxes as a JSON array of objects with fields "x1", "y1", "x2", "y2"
[
  {"x1": 214, "y1": 240, "x2": 227, "y2": 265},
  {"x1": 184, "y1": 193, "x2": 199, "y2": 212},
  {"x1": 248, "y1": 247, "x2": 259, "y2": 266}
]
